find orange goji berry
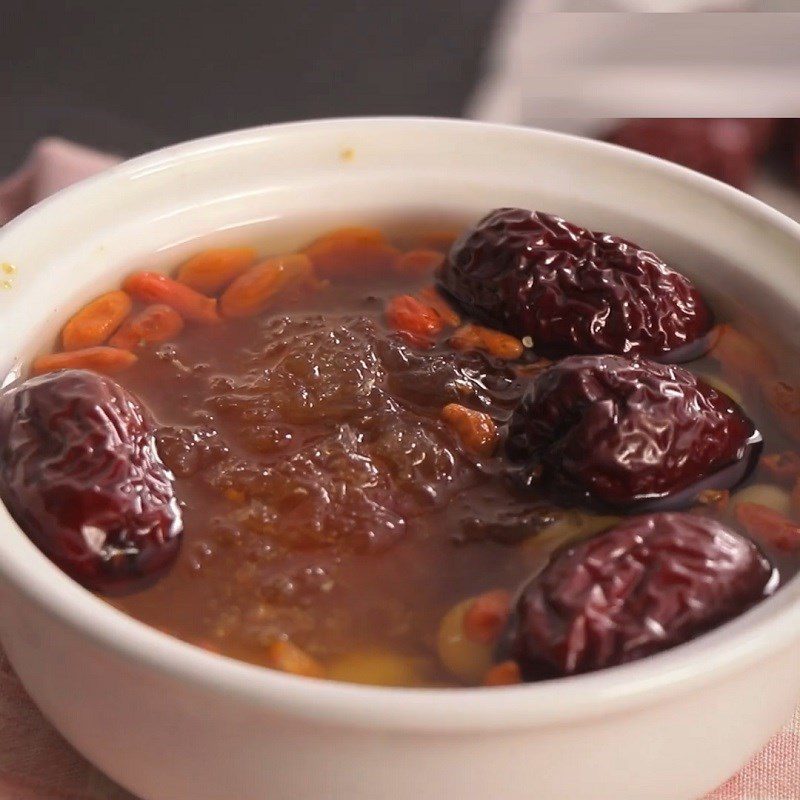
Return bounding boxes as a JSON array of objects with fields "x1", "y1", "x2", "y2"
[
  {"x1": 176, "y1": 246, "x2": 258, "y2": 295},
  {"x1": 735, "y1": 501, "x2": 800, "y2": 551},
  {"x1": 441, "y1": 403, "x2": 498, "y2": 457},
  {"x1": 220, "y1": 254, "x2": 313, "y2": 318},
  {"x1": 266, "y1": 641, "x2": 326, "y2": 679},
  {"x1": 305, "y1": 226, "x2": 399, "y2": 278},
  {"x1": 109, "y1": 304, "x2": 185, "y2": 350},
  {"x1": 61, "y1": 290, "x2": 132, "y2": 351},
  {"x1": 762, "y1": 380, "x2": 800, "y2": 443},
  {"x1": 416, "y1": 286, "x2": 460, "y2": 327},
  {"x1": 385, "y1": 294, "x2": 444, "y2": 347},
  {"x1": 123, "y1": 271, "x2": 220, "y2": 323},
  {"x1": 449, "y1": 323, "x2": 524, "y2": 360},
  {"x1": 761, "y1": 451, "x2": 800, "y2": 485},
  {"x1": 463, "y1": 590, "x2": 512, "y2": 645},
  {"x1": 32, "y1": 346, "x2": 137, "y2": 376},
  {"x1": 483, "y1": 660, "x2": 522, "y2": 687},
  {"x1": 394, "y1": 249, "x2": 445, "y2": 276}
]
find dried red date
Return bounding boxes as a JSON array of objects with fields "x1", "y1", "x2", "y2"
[
  {"x1": 438, "y1": 208, "x2": 712, "y2": 359},
  {"x1": 506, "y1": 355, "x2": 760, "y2": 510},
  {"x1": 0, "y1": 370, "x2": 182, "y2": 592},
  {"x1": 510, "y1": 513, "x2": 775, "y2": 679}
]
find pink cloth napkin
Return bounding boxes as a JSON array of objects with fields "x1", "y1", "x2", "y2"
[
  {"x1": 0, "y1": 138, "x2": 120, "y2": 226},
  {"x1": 1, "y1": 139, "x2": 798, "y2": 800}
]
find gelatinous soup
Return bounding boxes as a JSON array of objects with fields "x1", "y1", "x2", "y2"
[{"x1": 2, "y1": 212, "x2": 799, "y2": 687}]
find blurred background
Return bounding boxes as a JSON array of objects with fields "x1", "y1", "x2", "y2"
[
  {"x1": 2, "y1": 1, "x2": 800, "y2": 212},
  {"x1": 0, "y1": 0, "x2": 501, "y2": 172}
]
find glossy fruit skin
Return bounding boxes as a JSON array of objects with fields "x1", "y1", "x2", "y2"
[
  {"x1": 510, "y1": 512, "x2": 775, "y2": 679},
  {"x1": 0, "y1": 370, "x2": 182, "y2": 593},
  {"x1": 506, "y1": 355, "x2": 760, "y2": 510},
  {"x1": 438, "y1": 208, "x2": 712, "y2": 359}
]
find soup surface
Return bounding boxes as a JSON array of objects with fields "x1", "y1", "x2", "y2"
[{"x1": 2, "y1": 213, "x2": 799, "y2": 687}]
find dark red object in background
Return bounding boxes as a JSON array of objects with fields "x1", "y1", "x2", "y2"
[
  {"x1": 510, "y1": 512, "x2": 775, "y2": 679},
  {"x1": 607, "y1": 119, "x2": 778, "y2": 190},
  {"x1": 0, "y1": 370, "x2": 183, "y2": 593}
]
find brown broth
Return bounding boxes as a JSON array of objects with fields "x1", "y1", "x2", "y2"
[
  {"x1": 15, "y1": 220, "x2": 800, "y2": 688},
  {"x1": 105, "y1": 263, "x2": 542, "y2": 686}
]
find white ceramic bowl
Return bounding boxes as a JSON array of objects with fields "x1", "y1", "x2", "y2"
[{"x1": 1, "y1": 118, "x2": 800, "y2": 800}]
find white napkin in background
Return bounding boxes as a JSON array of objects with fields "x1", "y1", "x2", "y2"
[
  {"x1": 532, "y1": 0, "x2": 796, "y2": 9},
  {"x1": 468, "y1": 2, "x2": 800, "y2": 127},
  {"x1": 468, "y1": 0, "x2": 800, "y2": 220}
]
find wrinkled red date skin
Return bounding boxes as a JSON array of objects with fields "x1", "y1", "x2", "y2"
[
  {"x1": 438, "y1": 208, "x2": 712, "y2": 360},
  {"x1": 506, "y1": 355, "x2": 760, "y2": 509},
  {"x1": 0, "y1": 370, "x2": 183, "y2": 593},
  {"x1": 511, "y1": 513, "x2": 775, "y2": 679},
  {"x1": 607, "y1": 119, "x2": 777, "y2": 190}
]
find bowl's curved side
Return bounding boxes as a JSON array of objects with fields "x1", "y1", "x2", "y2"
[
  {"x1": 0, "y1": 118, "x2": 800, "y2": 800},
  {"x1": 2, "y1": 578, "x2": 798, "y2": 800}
]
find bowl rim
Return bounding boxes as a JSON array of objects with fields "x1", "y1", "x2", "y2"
[{"x1": 2, "y1": 115, "x2": 800, "y2": 732}]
